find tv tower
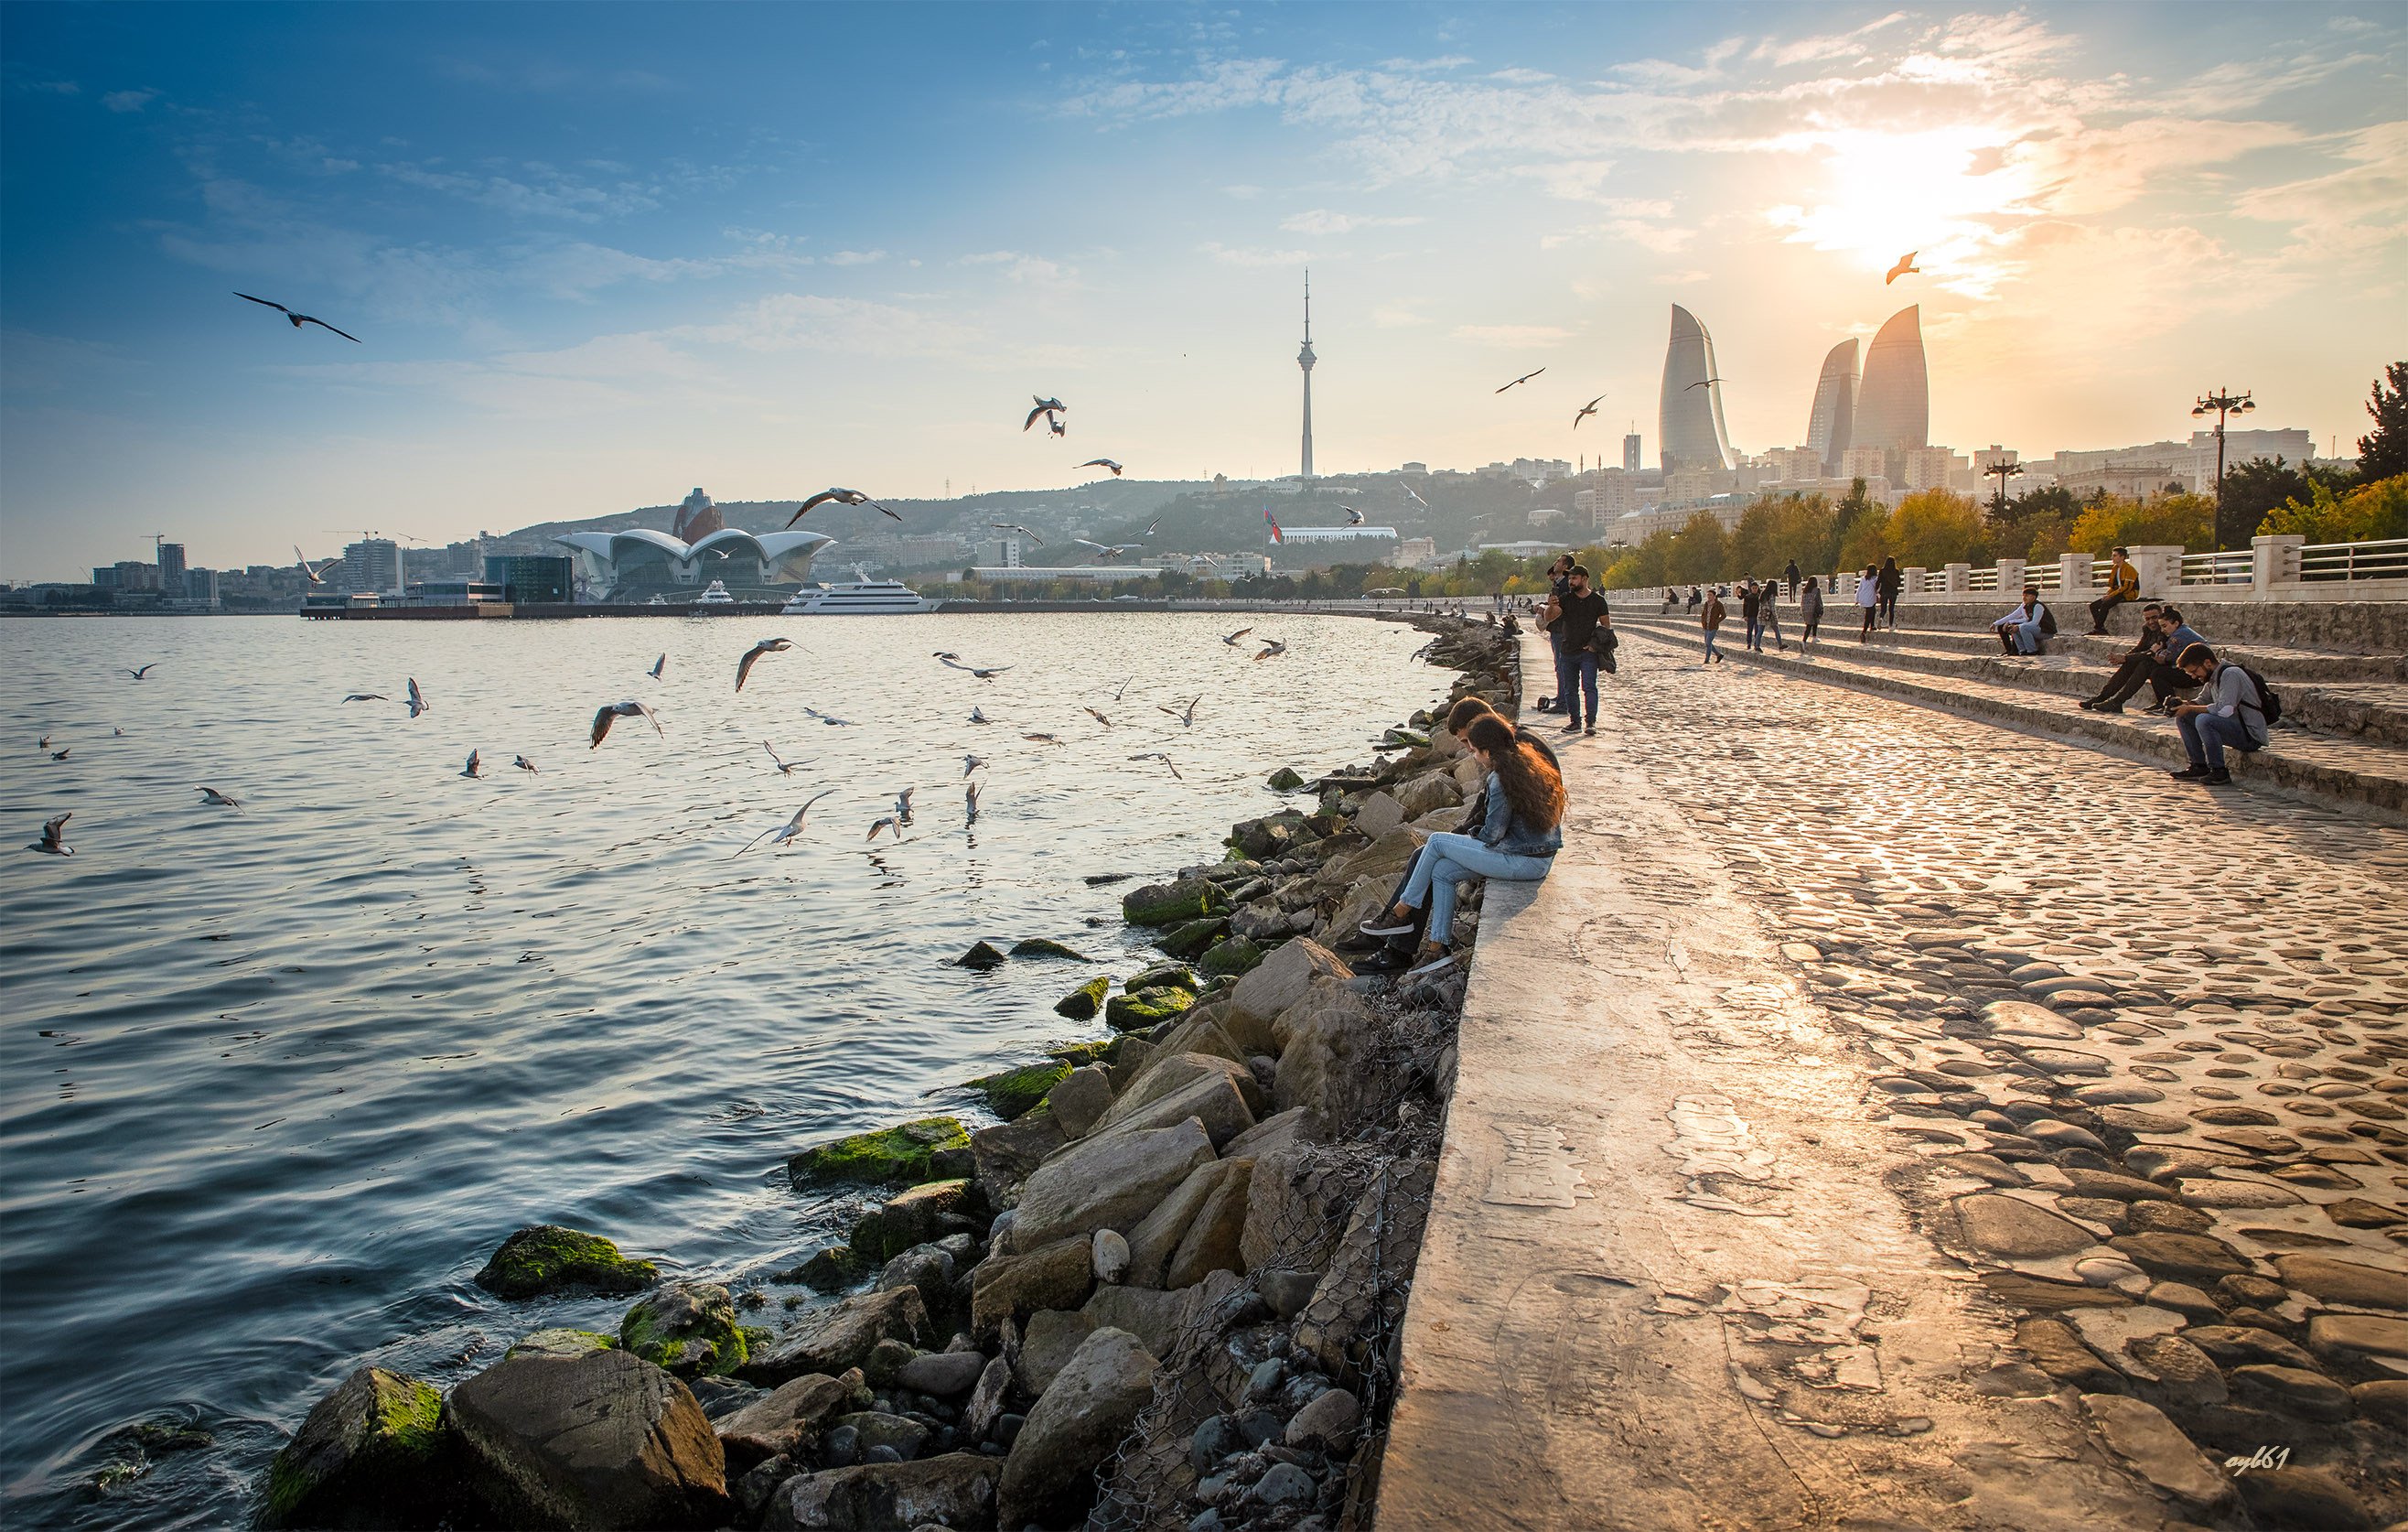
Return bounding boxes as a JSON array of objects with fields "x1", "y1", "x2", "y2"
[{"x1": 1297, "y1": 270, "x2": 1317, "y2": 480}]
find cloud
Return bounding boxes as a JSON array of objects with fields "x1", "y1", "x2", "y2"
[
  {"x1": 1378, "y1": 56, "x2": 1473, "y2": 72},
  {"x1": 1488, "y1": 69, "x2": 1555, "y2": 84},
  {"x1": 1653, "y1": 269, "x2": 1713, "y2": 285},
  {"x1": 1373, "y1": 304, "x2": 1431, "y2": 328},
  {"x1": 823, "y1": 249, "x2": 887, "y2": 265},
  {"x1": 381, "y1": 162, "x2": 661, "y2": 221},
  {"x1": 1222, "y1": 184, "x2": 1263, "y2": 200},
  {"x1": 1278, "y1": 209, "x2": 1424, "y2": 235},
  {"x1": 101, "y1": 89, "x2": 159, "y2": 113},
  {"x1": 1452, "y1": 324, "x2": 1572, "y2": 348},
  {"x1": 1199, "y1": 241, "x2": 1313, "y2": 268},
  {"x1": 2230, "y1": 120, "x2": 2408, "y2": 254},
  {"x1": 705, "y1": 293, "x2": 980, "y2": 357},
  {"x1": 959, "y1": 250, "x2": 1077, "y2": 286},
  {"x1": 20, "y1": 80, "x2": 80, "y2": 95},
  {"x1": 436, "y1": 58, "x2": 677, "y2": 93}
]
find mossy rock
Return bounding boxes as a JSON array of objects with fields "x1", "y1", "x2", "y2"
[
  {"x1": 1008, "y1": 937, "x2": 1090, "y2": 961},
  {"x1": 473, "y1": 1225, "x2": 658, "y2": 1300},
  {"x1": 966, "y1": 1059, "x2": 1071, "y2": 1121},
  {"x1": 620, "y1": 1281, "x2": 747, "y2": 1378},
  {"x1": 1266, "y1": 766, "x2": 1306, "y2": 791},
  {"x1": 1158, "y1": 916, "x2": 1231, "y2": 960},
  {"x1": 790, "y1": 1245, "x2": 870, "y2": 1293},
  {"x1": 788, "y1": 1117, "x2": 972, "y2": 1188},
  {"x1": 955, "y1": 941, "x2": 1006, "y2": 969},
  {"x1": 851, "y1": 1179, "x2": 973, "y2": 1265},
  {"x1": 505, "y1": 1329, "x2": 618, "y2": 1361},
  {"x1": 1120, "y1": 877, "x2": 1226, "y2": 926},
  {"x1": 1105, "y1": 987, "x2": 1197, "y2": 1031},
  {"x1": 1199, "y1": 936, "x2": 1264, "y2": 977},
  {"x1": 1054, "y1": 975, "x2": 1112, "y2": 1020},
  {"x1": 263, "y1": 1366, "x2": 448, "y2": 1529},
  {"x1": 1123, "y1": 962, "x2": 1197, "y2": 994},
  {"x1": 1046, "y1": 1038, "x2": 1118, "y2": 1069}
]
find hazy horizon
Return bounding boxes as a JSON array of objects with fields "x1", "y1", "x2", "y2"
[{"x1": 3, "y1": 2, "x2": 2402, "y2": 579}]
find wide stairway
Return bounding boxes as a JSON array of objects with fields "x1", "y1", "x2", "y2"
[{"x1": 1601, "y1": 595, "x2": 2408, "y2": 819}]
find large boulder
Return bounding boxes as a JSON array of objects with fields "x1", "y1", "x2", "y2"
[
  {"x1": 1199, "y1": 936, "x2": 1265, "y2": 976},
  {"x1": 1225, "y1": 1107, "x2": 1321, "y2": 1160},
  {"x1": 1082, "y1": 1272, "x2": 1244, "y2": 1360},
  {"x1": 715, "y1": 1370, "x2": 867, "y2": 1472},
  {"x1": 1240, "y1": 1145, "x2": 1360, "y2": 1277},
  {"x1": 997, "y1": 1329, "x2": 1160, "y2": 1529},
  {"x1": 763, "y1": 1452, "x2": 1000, "y2": 1532},
  {"x1": 1048, "y1": 1065, "x2": 1114, "y2": 1139},
  {"x1": 474, "y1": 1225, "x2": 658, "y2": 1300},
  {"x1": 1101, "y1": 1052, "x2": 1264, "y2": 1128},
  {"x1": 1054, "y1": 975, "x2": 1112, "y2": 1020},
  {"x1": 446, "y1": 1349, "x2": 728, "y2": 1530},
  {"x1": 1124, "y1": 1160, "x2": 1231, "y2": 1289},
  {"x1": 1091, "y1": 1069, "x2": 1255, "y2": 1151},
  {"x1": 787, "y1": 1118, "x2": 970, "y2": 1189},
  {"x1": 964, "y1": 1060, "x2": 1070, "y2": 1122},
  {"x1": 1353, "y1": 792, "x2": 1407, "y2": 840},
  {"x1": 849, "y1": 1180, "x2": 973, "y2": 1265},
  {"x1": 1015, "y1": 1308, "x2": 1102, "y2": 1397},
  {"x1": 1121, "y1": 878, "x2": 1225, "y2": 927},
  {"x1": 970, "y1": 1235, "x2": 1096, "y2": 1341},
  {"x1": 621, "y1": 1282, "x2": 748, "y2": 1378},
  {"x1": 263, "y1": 1366, "x2": 452, "y2": 1530},
  {"x1": 1272, "y1": 981, "x2": 1379, "y2": 1122},
  {"x1": 1165, "y1": 1159, "x2": 1254, "y2": 1289},
  {"x1": 1227, "y1": 938, "x2": 1352, "y2": 1020},
  {"x1": 1104, "y1": 986, "x2": 1197, "y2": 1031},
  {"x1": 1393, "y1": 770, "x2": 1461, "y2": 819},
  {"x1": 740, "y1": 1288, "x2": 930, "y2": 1386},
  {"x1": 1011, "y1": 1118, "x2": 1219, "y2": 1250},
  {"x1": 1314, "y1": 827, "x2": 1426, "y2": 896},
  {"x1": 1295, "y1": 1160, "x2": 1437, "y2": 1379},
  {"x1": 970, "y1": 1111, "x2": 1067, "y2": 1210},
  {"x1": 1159, "y1": 916, "x2": 1231, "y2": 959}
]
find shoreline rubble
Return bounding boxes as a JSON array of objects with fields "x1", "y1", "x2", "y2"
[{"x1": 261, "y1": 614, "x2": 1520, "y2": 1532}]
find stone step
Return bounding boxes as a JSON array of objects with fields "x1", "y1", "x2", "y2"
[{"x1": 1608, "y1": 624, "x2": 2408, "y2": 822}]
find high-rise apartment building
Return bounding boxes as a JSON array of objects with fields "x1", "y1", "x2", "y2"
[
  {"x1": 344, "y1": 538, "x2": 404, "y2": 597},
  {"x1": 157, "y1": 542, "x2": 187, "y2": 591},
  {"x1": 1840, "y1": 444, "x2": 1888, "y2": 482},
  {"x1": 1900, "y1": 445, "x2": 1966, "y2": 492},
  {"x1": 1622, "y1": 432, "x2": 1641, "y2": 472}
]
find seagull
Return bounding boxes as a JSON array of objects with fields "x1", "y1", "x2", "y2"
[
  {"x1": 1078, "y1": 459, "x2": 1123, "y2": 476},
  {"x1": 460, "y1": 750, "x2": 483, "y2": 779},
  {"x1": 1128, "y1": 751, "x2": 1183, "y2": 780},
  {"x1": 649, "y1": 653, "x2": 667, "y2": 680},
  {"x1": 406, "y1": 679, "x2": 429, "y2": 718},
  {"x1": 1886, "y1": 251, "x2": 1920, "y2": 285},
  {"x1": 964, "y1": 779, "x2": 982, "y2": 825},
  {"x1": 894, "y1": 787, "x2": 917, "y2": 825},
  {"x1": 1220, "y1": 627, "x2": 1254, "y2": 646},
  {"x1": 1072, "y1": 540, "x2": 1139, "y2": 560},
  {"x1": 865, "y1": 815, "x2": 903, "y2": 842},
  {"x1": 37, "y1": 734, "x2": 50, "y2": 749},
  {"x1": 1157, "y1": 696, "x2": 1199, "y2": 726},
  {"x1": 49, "y1": 748, "x2": 70, "y2": 761},
  {"x1": 1342, "y1": 505, "x2": 1365, "y2": 525},
  {"x1": 1573, "y1": 394, "x2": 1605, "y2": 428},
  {"x1": 1496, "y1": 367, "x2": 1545, "y2": 393},
  {"x1": 992, "y1": 523, "x2": 1046, "y2": 545},
  {"x1": 590, "y1": 700, "x2": 663, "y2": 748},
  {"x1": 1143, "y1": 517, "x2": 1161, "y2": 536},
  {"x1": 764, "y1": 741, "x2": 805, "y2": 775},
  {"x1": 194, "y1": 786, "x2": 243, "y2": 810},
  {"x1": 27, "y1": 812, "x2": 71, "y2": 856},
  {"x1": 1024, "y1": 396, "x2": 1067, "y2": 431},
  {"x1": 513, "y1": 755, "x2": 538, "y2": 773},
  {"x1": 735, "y1": 790, "x2": 836, "y2": 856},
  {"x1": 1113, "y1": 676, "x2": 1134, "y2": 701},
  {"x1": 801, "y1": 706, "x2": 855, "y2": 727},
  {"x1": 787, "y1": 489, "x2": 901, "y2": 524},
  {"x1": 968, "y1": 706, "x2": 994, "y2": 725},
  {"x1": 341, "y1": 693, "x2": 387, "y2": 703},
  {"x1": 235, "y1": 292, "x2": 360, "y2": 343},
  {"x1": 1082, "y1": 707, "x2": 1114, "y2": 728},
  {"x1": 295, "y1": 547, "x2": 335, "y2": 584},
  {"x1": 1684, "y1": 377, "x2": 1725, "y2": 392},
  {"x1": 962, "y1": 754, "x2": 988, "y2": 777},
  {"x1": 736, "y1": 638, "x2": 792, "y2": 693},
  {"x1": 1254, "y1": 639, "x2": 1288, "y2": 661},
  {"x1": 1047, "y1": 415, "x2": 1066, "y2": 438},
  {"x1": 1403, "y1": 484, "x2": 1429, "y2": 510},
  {"x1": 124, "y1": 664, "x2": 157, "y2": 680},
  {"x1": 1023, "y1": 732, "x2": 1064, "y2": 746},
  {"x1": 935, "y1": 653, "x2": 1012, "y2": 679}
]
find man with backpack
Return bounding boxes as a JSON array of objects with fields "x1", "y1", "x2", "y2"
[
  {"x1": 1990, "y1": 585, "x2": 2054, "y2": 654},
  {"x1": 2169, "y1": 642, "x2": 2274, "y2": 784}
]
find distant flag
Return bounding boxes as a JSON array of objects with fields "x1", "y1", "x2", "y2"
[{"x1": 1263, "y1": 505, "x2": 1284, "y2": 545}]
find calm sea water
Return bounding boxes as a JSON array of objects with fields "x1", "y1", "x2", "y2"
[{"x1": 0, "y1": 610, "x2": 1439, "y2": 1530}]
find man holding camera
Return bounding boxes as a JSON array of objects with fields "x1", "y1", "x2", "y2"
[
  {"x1": 1543, "y1": 564, "x2": 1610, "y2": 736},
  {"x1": 1538, "y1": 555, "x2": 1575, "y2": 716}
]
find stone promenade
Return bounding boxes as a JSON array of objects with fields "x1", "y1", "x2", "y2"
[{"x1": 1379, "y1": 631, "x2": 2408, "y2": 1531}]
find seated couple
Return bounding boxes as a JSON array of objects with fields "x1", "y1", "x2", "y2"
[{"x1": 1343, "y1": 696, "x2": 1566, "y2": 977}]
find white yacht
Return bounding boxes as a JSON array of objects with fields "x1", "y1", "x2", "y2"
[
  {"x1": 780, "y1": 569, "x2": 938, "y2": 615},
  {"x1": 691, "y1": 580, "x2": 737, "y2": 607}
]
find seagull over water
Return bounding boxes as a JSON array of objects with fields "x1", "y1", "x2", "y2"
[
  {"x1": 1023, "y1": 732, "x2": 1064, "y2": 746},
  {"x1": 295, "y1": 546, "x2": 334, "y2": 585},
  {"x1": 1341, "y1": 505, "x2": 1365, "y2": 525},
  {"x1": 1083, "y1": 707, "x2": 1114, "y2": 728},
  {"x1": 1078, "y1": 459, "x2": 1123, "y2": 476},
  {"x1": 513, "y1": 755, "x2": 539, "y2": 773},
  {"x1": 342, "y1": 692, "x2": 387, "y2": 703},
  {"x1": 1024, "y1": 396, "x2": 1067, "y2": 431},
  {"x1": 935, "y1": 653, "x2": 1012, "y2": 679},
  {"x1": 1886, "y1": 251, "x2": 1920, "y2": 285},
  {"x1": 1573, "y1": 394, "x2": 1605, "y2": 428},
  {"x1": 650, "y1": 653, "x2": 668, "y2": 680},
  {"x1": 736, "y1": 638, "x2": 792, "y2": 693},
  {"x1": 50, "y1": 748, "x2": 70, "y2": 761},
  {"x1": 235, "y1": 292, "x2": 360, "y2": 343},
  {"x1": 992, "y1": 523, "x2": 1046, "y2": 545},
  {"x1": 1684, "y1": 377, "x2": 1726, "y2": 392},
  {"x1": 968, "y1": 706, "x2": 994, "y2": 725},
  {"x1": 194, "y1": 786, "x2": 243, "y2": 810},
  {"x1": 787, "y1": 489, "x2": 901, "y2": 524},
  {"x1": 1220, "y1": 627, "x2": 1253, "y2": 646},
  {"x1": 590, "y1": 700, "x2": 663, "y2": 748},
  {"x1": 865, "y1": 815, "x2": 903, "y2": 842},
  {"x1": 406, "y1": 679, "x2": 430, "y2": 718},
  {"x1": 1128, "y1": 751, "x2": 1183, "y2": 781},
  {"x1": 1157, "y1": 696, "x2": 1200, "y2": 727},
  {"x1": 964, "y1": 780, "x2": 982, "y2": 825},
  {"x1": 124, "y1": 664, "x2": 157, "y2": 680},
  {"x1": 28, "y1": 813, "x2": 71, "y2": 856},
  {"x1": 1254, "y1": 639, "x2": 1289, "y2": 661},
  {"x1": 736, "y1": 790, "x2": 836, "y2": 856},
  {"x1": 460, "y1": 750, "x2": 484, "y2": 779},
  {"x1": 1073, "y1": 539, "x2": 1140, "y2": 559},
  {"x1": 1403, "y1": 484, "x2": 1429, "y2": 510},
  {"x1": 894, "y1": 787, "x2": 917, "y2": 825},
  {"x1": 962, "y1": 753, "x2": 988, "y2": 777},
  {"x1": 764, "y1": 741, "x2": 805, "y2": 775},
  {"x1": 1496, "y1": 367, "x2": 1545, "y2": 393},
  {"x1": 801, "y1": 705, "x2": 855, "y2": 727}
]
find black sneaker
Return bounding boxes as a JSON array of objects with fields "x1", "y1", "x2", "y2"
[
  {"x1": 2077, "y1": 698, "x2": 2098, "y2": 711},
  {"x1": 2204, "y1": 768, "x2": 2233, "y2": 785},
  {"x1": 1354, "y1": 948, "x2": 1414, "y2": 974},
  {"x1": 2096, "y1": 703, "x2": 2124, "y2": 715},
  {"x1": 1358, "y1": 918, "x2": 1415, "y2": 938},
  {"x1": 1559, "y1": 720, "x2": 1582, "y2": 734},
  {"x1": 2169, "y1": 765, "x2": 2210, "y2": 781},
  {"x1": 1584, "y1": 726, "x2": 1596, "y2": 736}
]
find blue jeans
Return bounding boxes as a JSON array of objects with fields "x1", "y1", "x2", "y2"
[
  {"x1": 2179, "y1": 711, "x2": 2258, "y2": 769},
  {"x1": 1548, "y1": 631, "x2": 1574, "y2": 712},
  {"x1": 1563, "y1": 650, "x2": 1599, "y2": 725},
  {"x1": 1745, "y1": 618, "x2": 1763, "y2": 651},
  {"x1": 2001, "y1": 620, "x2": 2042, "y2": 654},
  {"x1": 1398, "y1": 830, "x2": 1554, "y2": 945}
]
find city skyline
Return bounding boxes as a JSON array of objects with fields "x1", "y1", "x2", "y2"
[{"x1": 3, "y1": 3, "x2": 2403, "y2": 578}]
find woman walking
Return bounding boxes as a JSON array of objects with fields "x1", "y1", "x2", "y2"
[
  {"x1": 1854, "y1": 565, "x2": 1879, "y2": 642},
  {"x1": 1799, "y1": 576, "x2": 1824, "y2": 649},
  {"x1": 1377, "y1": 714, "x2": 1564, "y2": 976}
]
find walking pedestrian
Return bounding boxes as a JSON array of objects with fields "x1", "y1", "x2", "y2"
[
  {"x1": 1740, "y1": 578, "x2": 1765, "y2": 653},
  {"x1": 1854, "y1": 565, "x2": 1879, "y2": 642},
  {"x1": 1758, "y1": 578, "x2": 1787, "y2": 652},
  {"x1": 1876, "y1": 556, "x2": 1902, "y2": 630},
  {"x1": 1701, "y1": 585, "x2": 1727, "y2": 664},
  {"x1": 1799, "y1": 576, "x2": 1823, "y2": 649},
  {"x1": 1783, "y1": 558, "x2": 1801, "y2": 598},
  {"x1": 1550, "y1": 565, "x2": 1609, "y2": 736}
]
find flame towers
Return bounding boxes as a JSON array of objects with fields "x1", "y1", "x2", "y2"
[
  {"x1": 1657, "y1": 304, "x2": 1733, "y2": 471},
  {"x1": 1805, "y1": 339, "x2": 1860, "y2": 474},
  {"x1": 1854, "y1": 305, "x2": 1930, "y2": 454}
]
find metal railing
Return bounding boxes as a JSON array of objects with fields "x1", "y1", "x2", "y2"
[
  {"x1": 2178, "y1": 549, "x2": 2253, "y2": 586},
  {"x1": 2299, "y1": 537, "x2": 2408, "y2": 582}
]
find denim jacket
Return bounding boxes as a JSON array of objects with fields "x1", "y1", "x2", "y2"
[{"x1": 1476, "y1": 771, "x2": 1564, "y2": 857}]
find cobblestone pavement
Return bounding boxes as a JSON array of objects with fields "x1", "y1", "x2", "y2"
[{"x1": 1596, "y1": 629, "x2": 2408, "y2": 1527}]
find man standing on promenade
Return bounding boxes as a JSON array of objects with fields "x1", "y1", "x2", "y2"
[
  {"x1": 1701, "y1": 585, "x2": 1727, "y2": 664},
  {"x1": 1876, "y1": 556, "x2": 1903, "y2": 630},
  {"x1": 1552, "y1": 566, "x2": 1609, "y2": 735},
  {"x1": 1784, "y1": 557, "x2": 1801, "y2": 598},
  {"x1": 1740, "y1": 578, "x2": 1765, "y2": 652},
  {"x1": 2089, "y1": 547, "x2": 2141, "y2": 634},
  {"x1": 1537, "y1": 555, "x2": 1575, "y2": 714},
  {"x1": 1759, "y1": 578, "x2": 1787, "y2": 652}
]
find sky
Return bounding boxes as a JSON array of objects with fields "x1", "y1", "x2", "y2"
[{"x1": 2, "y1": 2, "x2": 2403, "y2": 580}]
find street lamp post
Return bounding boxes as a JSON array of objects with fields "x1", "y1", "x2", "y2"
[
  {"x1": 2193, "y1": 386, "x2": 2255, "y2": 550},
  {"x1": 1984, "y1": 459, "x2": 2025, "y2": 520}
]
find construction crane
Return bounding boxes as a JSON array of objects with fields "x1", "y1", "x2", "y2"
[{"x1": 320, "y1": 528, "x2": 429, "y2": 545}]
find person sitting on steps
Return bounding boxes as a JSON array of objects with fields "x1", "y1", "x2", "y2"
[
  {"x1": 1990, "y1": 585, "x2": 2053, "y2": 654},
  {"x1": 2089, "y1": 546, "x2": 2141, "y2": 635},
  {"x1": 2169, "y1": 642, "x2": 2270, "y2": 786},
  {"x1": 2080, "y1": 602, "x2": 2167, "y2": 712},
  {"x1": 2135, "y1": 605, "x2": 2208, "y2": 716}
]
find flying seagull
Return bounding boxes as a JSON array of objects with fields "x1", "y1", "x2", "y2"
[
  {"x1": 787, "y1": 488, "x2": 900, "y2": 524},
  {"x1": 1143, "y1": 516, "x2": 1161, "y2": 536},
  {"x1": 1157, "y1": 696, "x2": 1199, "y2": 727},
  {"x1": 1496, "y1": 367, "x2": 1545, "y2": 394},
  {"x1": 590, "y1": 700, "x2": 663, "y2": 748},
  {"x1": 992, "y1": 523, "x2": 1046, "y2": 545},
  {"x1": 1573, "y1": 394, "x2": 1605, "y2": 428},
  {"x1": 295, "y1": 546, "x2": 334, "y2": 584},
  {"x1": 460, "y1": 750, "x2": 483, "y2": 779},
  {"x1": 801, "y1": 706, "x2": 855, "y2": 727},
  {"x1": 1128, "y1": 751, "x2": 1183, "y2": 781},
  {"x1": 1403, "y1": 484, "x2": 1430, "y2": 509},
  {"x1": 865, "y1": 815, "x2": 903, "y2": 842},
  {"x1": 341, "y1": 692, "x2": 387, "y2": 703},
  {"x1": 194, "y1": 786, "x2": 243, "y2": 810},
  {"x1": 736, "y1": 637, "x2": 792, "y2": 693},
  {"x1": 894, "y1": 787, "x2": 917, "y2": 825},
  {"x1": 962, "y1": 753, "x2": 988, "y2": 777},
  {"x1": 736, "y1": 790, "x2": 836, "y2": 856},
  {"x1": 124, "y1": 664, "x2": 157, "y2": 680},
  {"x1": 406, "y1": 678, "x2": 429, "y2": 718},
  {"x1": 27, "y1": 812, "x2": 71, "y2": 856},
  {"x1": 1342, "y1": 505, "x2": 1365, "y2": 525},
  {"x1": 968, "y1": 706, "x2": 994, "y2": 725},
  {"x1": 964, "y1": 779, "x2": 982, "y2": 825},
  {"x1": 649, "y1": 653, "x2": 667, "y2": 680},
  {"x1": 1220, "y1": 627, "x2": 1253, "y2": 646},
  {"x1": 935, "y1": 653, "x2": 1012, "y2": 679},
  {"x1": 1073, "y1": 539, "x2": 1140, "y2": 559},
  {"x1": 235, "y1": 292, "x2": 360, "y2": 343},
  {"x1": 1886, "y1": 251, "x2": 1920, "y2": 285},
  {"x1": 1047, "y1": 415, "x2": 1066, "y2": 437},
  {"x1": 1082, "y1": 707, "x2": 1114, "y2": 728},
  {"x1": 1024, "y1": 396, "x2": 1067, "y2": 431},
  {"x1": 1023, "y1": 732, "x2": 1064, "y2": 746},
  {"x1": 1078, "y1": 459, "x2": 1123, "y2": 476},
  {"x1": 763, "y1": 741, "x2": 805, "y2": 775},
  {"x1": 1254, "y1": 639, "x2": 1288, "y2": 661},
  {"x1": 1684, "y1": 377, "x2": 1725, "y2": 392},
  {"x1": 512, "y1": 755, "x2": 538, "y2": 773},
  {"x1": 1113, "y1": 675, "x2": 1134, "y2": 701}
]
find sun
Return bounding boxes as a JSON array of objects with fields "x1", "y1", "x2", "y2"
[{"x1": 1764, "y1": 126, "x2": 2033, "y2": 297}]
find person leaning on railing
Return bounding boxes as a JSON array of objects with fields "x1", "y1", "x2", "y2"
[{"x1": 2088, "y1": 547, "x2": 2141, "y2": 634}]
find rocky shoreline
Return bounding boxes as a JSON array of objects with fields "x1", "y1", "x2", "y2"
[{"x1": 260, "y1": 616, "x2": 1521, "y2": 1532}]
